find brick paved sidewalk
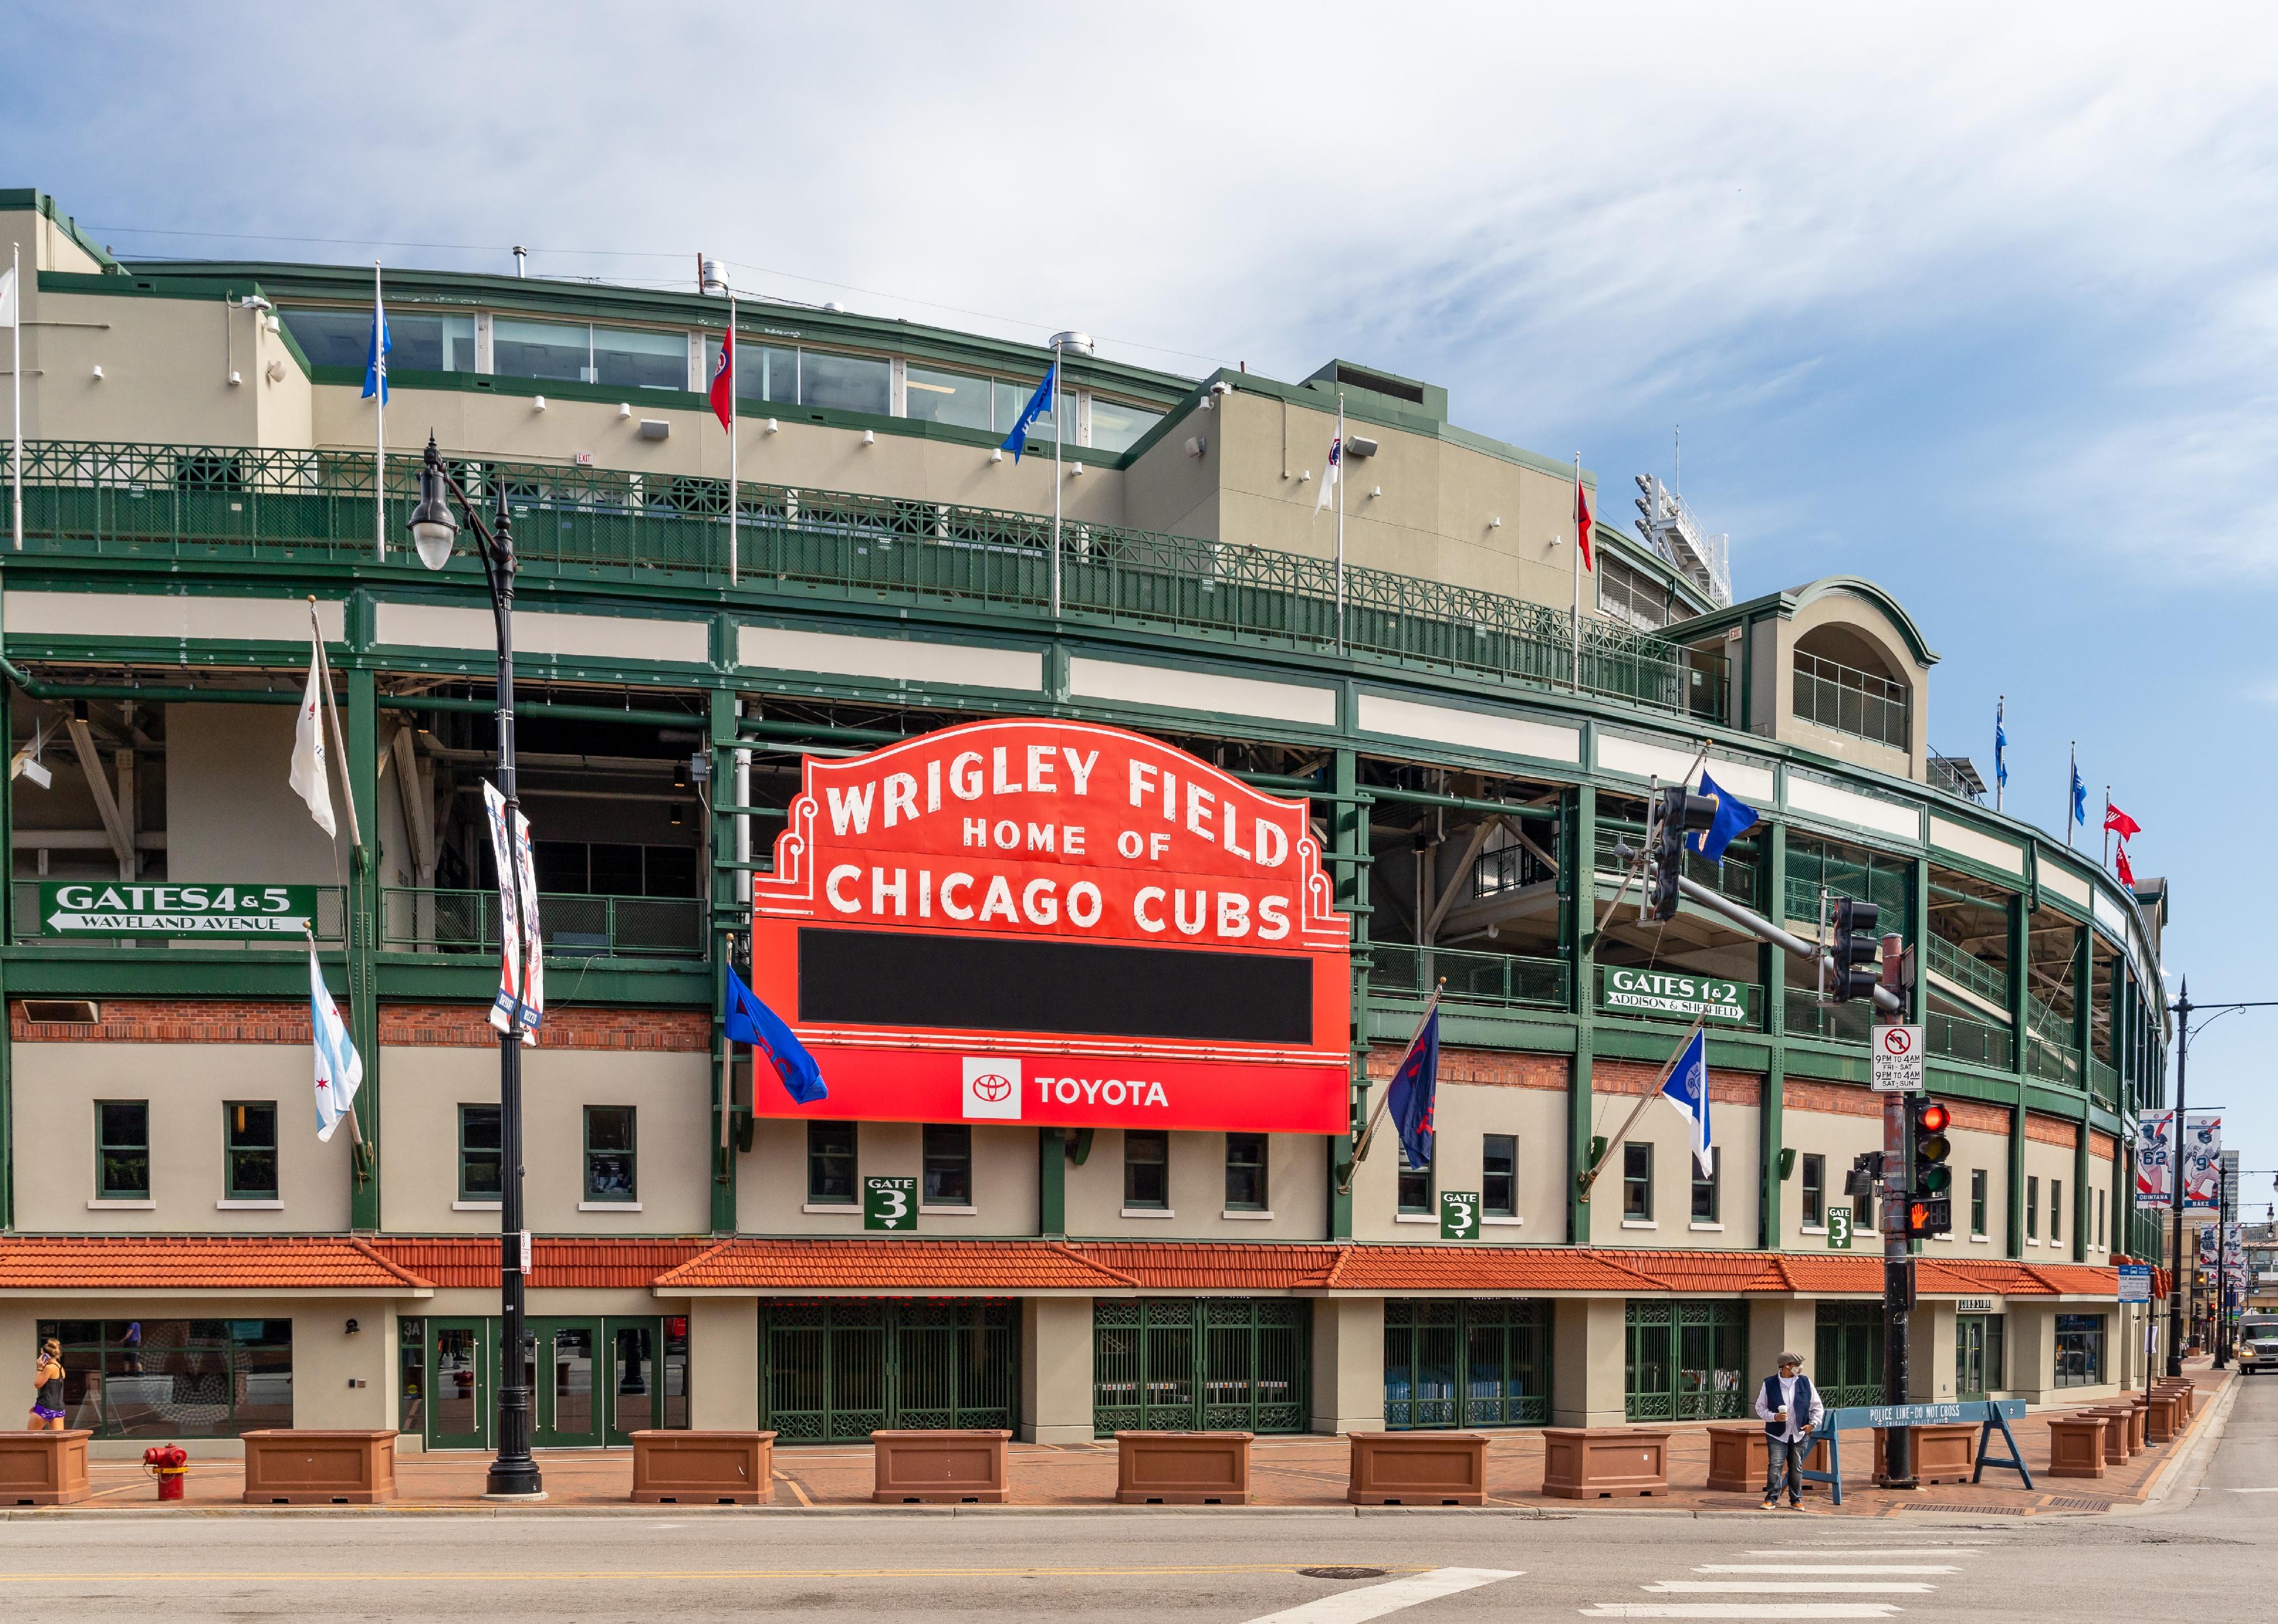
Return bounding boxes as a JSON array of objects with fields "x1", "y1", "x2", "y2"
[{"x1": 54, "y1": 1366, "x2": 2225, "y2": 1517}]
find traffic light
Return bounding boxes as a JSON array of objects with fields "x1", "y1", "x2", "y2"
[
  {"x1": 1647, "y1": 786, "x2": 1719, "y2": 921},
  {"x1": 1830, "y1": 896, "x2": 1881, "y2": 1002},
  {"x1": 1908, "y1": 1096, "x2": 1954, "y2": 1238}
]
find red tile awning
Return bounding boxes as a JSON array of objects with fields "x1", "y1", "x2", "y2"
[
  {"x1": 0, "y1": 1236, "x2": 433, "y2": 1295},
  {"x1": 654, "y1": 1238, "x2": 1140, "y2": 1294}
]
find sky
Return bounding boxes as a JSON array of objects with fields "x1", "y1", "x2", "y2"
[{"x1": 8, "y1": 2, "x2": 2277, "y2": 1206}]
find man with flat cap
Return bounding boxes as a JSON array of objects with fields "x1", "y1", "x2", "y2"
[{"x1": 1755, "y1": 1350, "x2": 1823, "y2": 1509}]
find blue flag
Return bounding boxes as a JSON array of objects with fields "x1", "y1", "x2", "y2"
[
  {"x1": 999, "y1": 361, "x2": 1056, "y2": 462},
  {"x1": 1658, "y1": 1025, "x2": 1711, "y2": 1177},
  {"x1": 1994, "y1": 701, "x2": 2008, "y2": 792},
  {"x1": 2071, "y1": 760, "x2": 2086, "y2": 826},
  {"x1": 724, "y1": 967, "x2": 828, "y2": 1105},
  {"x1": 363, "y1": 291, "x2": 390, "y2": 405},
  {"x1": 1387, "y1": 1004, "x2": 1441, "y2": 1170},
  {"x1": 1689, "y1": 771, "x2": 1759, "y2": 866}
]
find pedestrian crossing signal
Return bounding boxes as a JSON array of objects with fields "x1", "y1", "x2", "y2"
[{"x1": 1908, "y1": 1096, "x2": 1953, "y2": 1238}]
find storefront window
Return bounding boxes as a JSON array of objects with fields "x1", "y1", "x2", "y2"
[
  {"x1": 2055, "y1": 1313, "x2": 2105, "y2": 1386},
  {"x1": 663, "y1": 1316, "x2": 690, "y2": 1429},
  {"x1": 399, "y1": 1317, "x2": 426, "y2": 1437},
  {"x1": 37, "y1": 1320, "x2": 292, "y2": 1438}
]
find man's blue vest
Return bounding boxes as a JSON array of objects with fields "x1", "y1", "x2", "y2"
[{"x1": 1761, "y1": 1372, "x2": 1817, "y2": 1438}]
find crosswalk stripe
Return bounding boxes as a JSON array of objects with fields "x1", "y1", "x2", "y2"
[
  {"x1": 1647, "y1": 1582, "x2": 1934, "y2": 1594},
  {"x1": 1580, "y1": 1607, "x2": 1902, "y2": 1619},
  {"x1": 1696, "y1": 1564, "x2": 1955, "y2": 1574},
  {"x1": 1238, "y1": 1568, "x2": 1521, "y2": 1624},
  {"x1": 1748, "y1": 1548, "x2": 1982, "y2": 1557}
]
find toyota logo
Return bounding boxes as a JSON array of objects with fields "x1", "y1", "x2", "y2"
[{"x1": 971, "y1": 1073, "x2": 1013, "y2": 1103}]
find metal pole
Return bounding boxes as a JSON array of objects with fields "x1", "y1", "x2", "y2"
[
  {"x1": 1050, "y1": 345, "x2": 1062, "y2": 619},
  {"x1": 1335, "y1": 394, "x2": 1346, "y2": 653},
  {"x1": 2216, "y1": 1164, "x2": 2232, "y2": 1369},
  {"x1": 10, "y1": 242, "x2": 19, "y2": 552},
  {"x1": 1877, "y1": 930, "x2": 1914, "y2": 1488},
  {"x1": 2169, "y1": 981, "x2": 2189, "y2": 1378},
  {"x1": 728, "y1": 292, "x2": 738, "y2": 589},
  {"x1": 1570, "y1": 452, "x2": 1583, "y2": 695},
  {"x1": 374, "y1": 262, "x2": 386, "y2": 563}
]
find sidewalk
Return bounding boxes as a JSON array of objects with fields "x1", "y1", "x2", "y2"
[{"x1": 49, "y1": 1367, "x2": 2227, "y2": 1517}]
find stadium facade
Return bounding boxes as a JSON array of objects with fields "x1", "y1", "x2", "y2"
[{"x1": 0, "y1": 189, "x2": 2166, "y2": 1452}]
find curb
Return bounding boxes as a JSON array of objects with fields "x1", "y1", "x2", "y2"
[{"x1": 2125, "y1": 1372, "x2": 2239, "y2": 1513}]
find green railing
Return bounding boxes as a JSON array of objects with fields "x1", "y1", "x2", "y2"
[
  {"x1": 1784, "y1": 985, "x2": 1874, "y2": 1044},
  {"x1": 1928, "y1": 1009, "x2": 2015, "y2": 1070},
  {"x1": 2087, "y1": 1056, "x2": 2121, "y2": 1111},
  {"x1": 1369, "y1": 944, "x2": 1568, "y2": 1010},
  {"x1": 1792, "y1": 648, "x2": 1909, "y2": 749},
  {"x1": 2025, "y1": 995, "x2": 2080, "y2": 1084},
  {"x1": 380, "y1": 887, "x2": 704, "y2": 958},
  {"x1": 1926, "y1": 932, "x2": 2010, "y2": 1008},
  {"x1": 1781, "y1": 857, "x2": 1913, "y2": 937},
  {"x1": 10, "y1": 882, "x2": 347, "y2": 948},
  {"x1": 10, "y1": 439, "x2": 1724, "y2": 725},
  {"x1": 1596, "y1": 822, "x2": 1759, "y2": 908}
]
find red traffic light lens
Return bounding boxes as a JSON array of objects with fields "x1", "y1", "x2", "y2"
[{"x1": 1917, "y1": 1102, "x2": 1950, "y2": 1135}]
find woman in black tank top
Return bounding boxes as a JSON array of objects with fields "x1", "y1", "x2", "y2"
[{"x1": 28, "y1": 1338, "x2": 65, "y2": 1430}]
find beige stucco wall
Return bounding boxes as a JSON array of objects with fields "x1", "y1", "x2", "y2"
[
  {"x1": 16, "y1": 287, "x2": 308, "y2": 448},
  {"x1": 13, "y1": 1041, "x2": 355, "y2": 1232},
  {"x1": 736, "y1": 1119, "x2": 1040, "y2": 1235},
  {"x1": 686, "y1": 1297, "x2": 760, "y2": 1430},
  {"x1": 166, "y1": 703, "x2": 352, "y2": 886},
  {"x1": 1595, "y1": 1098, "x2": 1762, "y2": 1250},
  {"x1": 1348, "y1": 1082, "x2": 1567, "y2": 1244},
  {"x1": 1775, "y1": 590, "x2": 1930, "y2": 781},
  {"x1": 1551, "y1": 1296, "x2": 1627, "y2": 1427},
  {"x1": 1019, "y1": 1296, "x2": 1094, "y2": 1444},
  {"x1": 378, "y1": 1046, "x2": 712, "y2": 1234},
  {"x1": 1063, "y1": 1128, "x2": 1328, "y2": 1241},
  {"x1": 1309, "y1": 1296, "x2": 1387, "y2": 1433}
]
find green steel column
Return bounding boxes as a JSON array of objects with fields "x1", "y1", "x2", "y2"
[
  {"x1": 1330, "y1": 748, "x2": 1363, "y2": 1242},
  {"x1": 1039, "y1": 1128, "x2": 1067, "y2": 1238},
  {"x1": 346, "y1": 664, "x2": 381, "y2": 1231},
  {"x1": 2072, "y1": 925, "x2": 2093, "y2": 1262},
  {"x1": 1568, "y1": 784, "x2": 1596, "y2": 1247},
  {"x1": 0, "y1": 671, "x2": 13, "y2": 1230},
  {"x1": 1759, "y1": 820, "x2": 1788, "y2": 1251},
  {"x1": 2006, "y1": 892, "x2": 2030, "y2": 1258},
  {"x1": 708, "y1": 686, "x2": 740, "y2": 1235}
]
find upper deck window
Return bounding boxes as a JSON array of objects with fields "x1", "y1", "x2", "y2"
[
  {"x1": 282, "y1": 307, "x2": 475, "y2": 373},
  {"x1": 1090, "y1": 397, "x2": 1166, "y2": 454},
  {"x1": 494, "y1": 319, "x2": 687, "y2": 389},
  {"x1": 906, "y1": 365, "x2": 993, "y2": 431}
]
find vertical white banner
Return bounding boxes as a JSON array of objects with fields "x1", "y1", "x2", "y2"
[
  {"x1": 2182, "y1": 1112, "x2": 2223, "y2": 1214},
  {"x1": 480, "y1": 781, "x2": 540, "y2": 1043},
  {"x1": 2134, "y1": 1109, "x2": 2173, "y2": 1207}
]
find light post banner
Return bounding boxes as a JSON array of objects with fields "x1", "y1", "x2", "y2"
[
  {"x1": 480, "y1": 781, "x2": 545, "y2": 1043},
  {"x1": 2181, "y1": 1112, "x2": 2223, "y2": 1215},
  {"x1": 2134, "y1": 1110, "x2": 2173, "y2": 1207}
]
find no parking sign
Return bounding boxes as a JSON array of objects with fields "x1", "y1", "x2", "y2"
[{"x1": 1869, "y1": 1023, "x2": 1924, "y2": 1092}]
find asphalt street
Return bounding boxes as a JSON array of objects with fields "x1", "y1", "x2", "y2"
[{"x1": 1, "y1": 1382, "x2": 2268, "y2": 1623}]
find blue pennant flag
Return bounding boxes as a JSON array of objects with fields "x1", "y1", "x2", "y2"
[
  {"x1": 2071, "y1": 760, "x2": 2087, "y2": 827},
  {"x1": 999, "y1": 360, "x2": 1056, "y2": 463},
  {"x1": 724, "y1": 967, "x2": 828, "y2": 1104},
  {"x1": 1658, "y1": 1025, "x2": 1711, "y2": 1177},
  {"x1": 1689, "y1": 770, "x2": 1759, "y2": 866},
  {"x1": 1387, "y1": 1004, "x2": 1441, "y2": 1170},
  {"x1": 362, "y1": 290, "x2": 390, "y2": 405},
  {"x1": 1994, "y1": 701, "x2": 2008, "y2": 791}
]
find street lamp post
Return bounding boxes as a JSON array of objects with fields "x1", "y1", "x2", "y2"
[
  {"x1": 2163, "y1": 985, "x2": 2278, "y2": 1378},
  {"x1": 408, "y1": 433, "x2": 543, "y2": 1499}
]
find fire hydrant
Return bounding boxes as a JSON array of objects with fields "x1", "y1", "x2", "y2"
[{"x1": 142, "y1": 1444, "x2": 188, "y2": 1501}]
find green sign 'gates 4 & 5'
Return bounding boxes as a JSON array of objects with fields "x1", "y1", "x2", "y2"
[{"x1": 39, "y1": 883, "x2": 321, "y2": 937}]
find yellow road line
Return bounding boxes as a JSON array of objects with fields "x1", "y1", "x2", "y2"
[{"x1": 0, "y1": 1563, "x2": 1432, "y2": 1585}]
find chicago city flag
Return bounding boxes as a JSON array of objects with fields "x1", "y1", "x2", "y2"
[{"x1": 308, "y1": 942, "x2": 364, "y2": 1142}]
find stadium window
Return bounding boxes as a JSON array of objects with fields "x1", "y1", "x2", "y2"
[
  {"x1": 2097, "y1": 1188, "x2": 2106, "y2": 1248},
  {"x1": 1801, "y1": 1153, "x2": 1825, "y2": 1227},
  {"x1": 733, "y1": 344, "x2": 798, "y2": 405},
  {"x1": 223, "y1": 1101, "x2": 279, "y2": 1202},
  {"x1": 1397, "y1": 1145, "x2": 1432, "y2": 1215},
  {"x1": 993, "y1": 376, "x2": 1056, "y2": 439},
  {"x1": 96, "y1": 1100, "x2": 149, "y2": 1200},
  {"x1": 1123, "y1": 1130, "x2": 1169, "y2": 1210},
  {"x1": 923, "y1": 1123, "x2": 973, "y2": 1207},
  {"x1": 584, "y1": 1105, "x2": 637, "y2": 1202},
  {"x1": 1623, "y1": 1143, "x2": 1653, "y2": 1222},
  {"x1": 2050, "y1": 1178, "x2": 2061, "y2": 1246},
  {"x1": 458, "y1": 1105, "x2": 502, "y2": 1201},
  {"x1": 2026, "y1": 1176, "x2": 2039, "y2": 1242},
  {"x1": 492, "y1": 316, "x2": 594, "y2": 382},
  {"x1": 1691, "y1": 1147, "x2": 1722, "y2": 1224},
  {"x1": 1482, "y1": 1134, "x2": 1518, "y2": 1217},
  {"x1": 1971, "y1": 1168, "x2": 1988, "y2": 1238},
  {"x1": 800, "y1": 349, "x2": 891, "y2": 415},
  {"x1": 1089, "y1": 397, "x2": 1166, "y2": 454},
  {"x1": 592, "y1": 325, "x2": 688, "y2": 390},
  {"x1": 905, "y1": 365, "x2": 993, "y2": 431},
  {"x1": 280, "y1": 307, "x2": 475, "y2": 373},
  {"x1": 1225, "y1": 1133, "x2": 1268, "y2": 1211},
  {"x1": 807, "y1": 1121, "x2": 858, "y2": 1205}
]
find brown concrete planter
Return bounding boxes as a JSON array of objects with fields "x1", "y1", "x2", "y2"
[
  {"x1": 0, "y1": 1430, "x2": 91, "y2": 1506},
  {"x1": 2139, "y1": 1392, "x2": 2179, "y2": 1443},
  {"x1": 1114, "y1": 1431, "x2": 1252, "y2": 1504},
  {"x1": 241, "y1": 1430, "x2": 397, "y2": 1505},
  {"x1": 871, "y1": 1429, "x2": 1009, "y2": 1504},
  {"x1": 1541, "y1": 1427, "x2": 1669, "y2": 1499},
  {"x1": 1346, "y1": 1431, "x2": 1489, "y2": 1506},
  {"x1": 2044, "y1": 1417, "x2": 2107, "y2": 1479},
  {"x1": 1703, "y1": 1426, "x2": 1828, "y2": 1494},
  {"x1": 2079, "y1": 1410, "x2": 2129, "y2": 1466},
  {"x1": 2121, "y1": 1402, "x2": 2146, "y2": 1454},
  {"x1": 631, "y1": 1430, "x2": 774, "y2": 1505},
  {"x1": 1872, "y1": 1422, "x2": 1978, "y2": 1486}
]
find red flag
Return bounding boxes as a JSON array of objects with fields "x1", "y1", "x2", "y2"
[
  {"x1": 2104, "y1": 803, "x2": 2140, "y2": 842},
  {"x1": 1574, "y1": 470, "x2": 1594, "y2": 572},
  {"x1": 2114, "y1": 843, "x2": 2137, "y2": 889},
  {"x1": 708, "y1": 327, "x2": 734, "y2": 432}
]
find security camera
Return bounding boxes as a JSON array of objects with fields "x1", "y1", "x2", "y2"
[{"x1": 1209, "y1": 381, "x2": 1234, "y2": 397}]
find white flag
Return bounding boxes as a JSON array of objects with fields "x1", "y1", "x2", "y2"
[
  {"x1": 309, "y1": 942, "x2": 363, "y2": 1142},
  {"x1": 1314, "y1": 433, "x2": 1342, "y2": 515},
  {"x1": 0, "y1": 264, "x2": 16, "y2": 330},
  {"x1": 288, "y1": 640, "x2": 336, "y2": 837}
]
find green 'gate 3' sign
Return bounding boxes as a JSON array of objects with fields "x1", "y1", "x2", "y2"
[
  {"x1": 864, "y1": 1176, "x2": 918, "y2": 1231},
  {"x1": 39, "y1": 883, "x2": 320, "y2": 937}
]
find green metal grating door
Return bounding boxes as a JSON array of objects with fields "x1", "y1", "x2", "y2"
[
  {"x1": 1383, "y1": 1299, "x2": 1551, "y2": 1429},
  {"x1": 1814, "y1": 1302, "x2": 1884, "y2": 1409},
  {"x1": 760, "y1": 1300, "x2": 1016, "y2": 1443},
  {"x1": 1093, "y1": 1299, "x2": 1309, "y2": 1437},
  {"x1": 1625, "y1": 1299, "x2": 1747, "y2": 1421}
]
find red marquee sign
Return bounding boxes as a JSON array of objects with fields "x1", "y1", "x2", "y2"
[{"x1": 749, "y1": 719, "x2": 1351, "y2": 1133}]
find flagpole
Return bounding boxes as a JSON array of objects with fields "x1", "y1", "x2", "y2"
[
  {"x1": 308, "y1": 602, "x2": 366, "y2": 1157},
  {"x1": 728, "y1": 293, "x2": 739, "y2": 589},
  {"x1": 1050, "y1": 344, "x2": 1063, "y2": 619},
  {"x1": 1995, "y1": 696, "x2": 2005, "y2": 813},
  {"x1": 373, "y1": 262, "x2": 388, "y2": 562},
  {"x1": 2104, "y1": 787, "x2": 2112, "y2": 871},
  {"x1": 1571, "y1": 451, "x2": 1583, "y2": 695},
  {"x1": 2067, "y1": 741, "x2": 2076, "y2": 849},
  {"x1": 1335, "y1": 393, "x2": 1346, "y2": 653},
  {"x1": 10, "y1": 241, "x2": 20, "y2": 553},
  {"x1": 1343, "y1": 980, "x2": 1444, "y2": 1185},
  {"x1": 1575, "y1": 1016, "x2": 1708, "y2": 1200}
]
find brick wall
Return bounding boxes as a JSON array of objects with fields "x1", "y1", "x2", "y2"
[
  {"x1": 1783, "y1": 1078, "x2": 1882, "y2": 1120},
  {"x1": 13, "y1": 999, "x2": 709, "y2": 1051},
  {"x1": 2025, "y1": 1113, "x2": 2080, "y2": 1149},
  {"x1": 1594, "y1": 1056, "x2": 1762, "y2": 1107},
  {"x1": 1366, "y1": 1044, "x2": 1566, "y2": 1091}
]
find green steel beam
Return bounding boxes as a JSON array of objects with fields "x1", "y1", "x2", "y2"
[
  {"x1": 346, "y1": 662, "x2": 381, "y2": 1230},
  {"x1": 1567, "y1": 782, "x2": 1595, "y2": 1247}
]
